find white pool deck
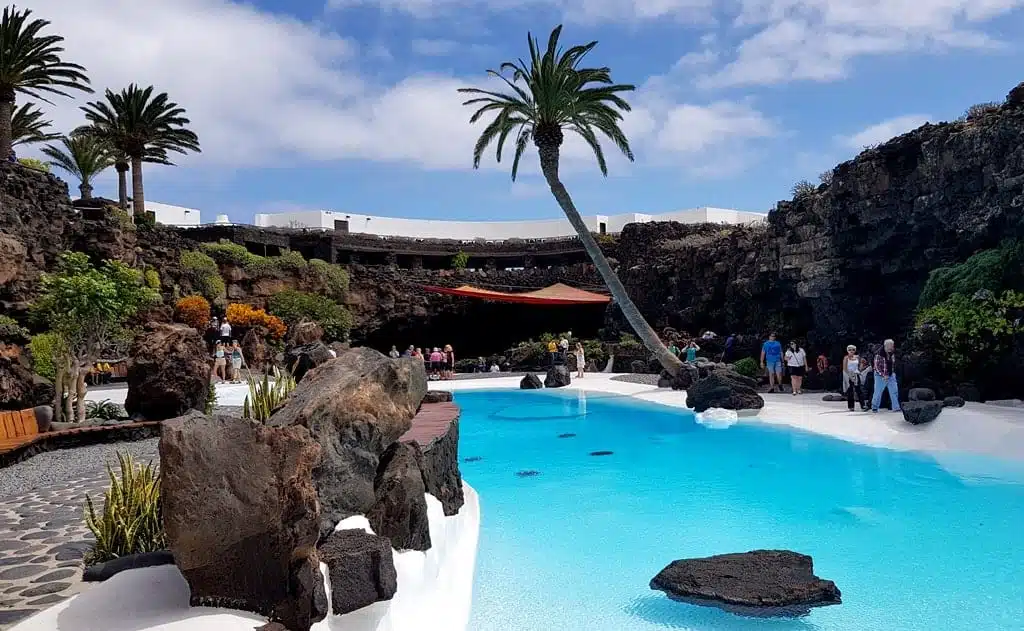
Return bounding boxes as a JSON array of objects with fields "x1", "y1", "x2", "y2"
[{"x1": 87, "y1": 374, "x2": 1024, "y2": 463}]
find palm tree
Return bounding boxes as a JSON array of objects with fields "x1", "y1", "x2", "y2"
[
  {"x1": 41, "y1": 135, "x2": 113, "y2": 199},
  {"x1": 11, "y1": 102, "x2": 58, "y2": 146},
  {"x1": 78, "y1": 84, "x2": 200, "y2": 217},
  {"x1": 0, "y1": 6, "x2": 91, "y2": 158},
  {"x1": 459, "y1": 25, "x2": 683, "y2": 376}
]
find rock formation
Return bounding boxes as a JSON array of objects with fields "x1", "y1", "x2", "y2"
[
  {"x1": 160, "y1": 412, "x2": 327, "y2": 631},
  {"x1": 269, "y1": 348, "x2": 427, "y2": 538},
  {"x1": 544, "y1": 365, "x2": 571, "y2": 388},
  {"x1": 685, "y1": 370, "x2": 765, "y2": 413},
  {"x1": 650, "y1": 550, "x2": 841, "y2": 615},
  {"x1": 366, "y1": 441, "x2": 432, "y2": 551},
  {"x1": 124, "y1": 323, "x2": 211, "y2": 420},
  {"x1": 520, "y1": 373, "x2": 543, "y2": 389},
  {"x1": 283, "y1": 341, "x2": 334, "y2": 382},
  {"x1": 318, "y1": 529, "x2": 398, "y2": 616},
  {"x1": 408, "y1": 404, "x2": 465, "y2": 516},
  {"x1": 902, "y1": 401, "x2": 944, "y2": 425},
  {"x1": 0, "y1": 354, "x2": 54, "y2": 411}
]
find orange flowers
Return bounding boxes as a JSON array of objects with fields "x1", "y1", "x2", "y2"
[
  {"x1": 225, "y1": 303, "x2": 287, "y2": 339},
  {"x1": 174, "y1": 295, "x2": 211, "y2": 331}
]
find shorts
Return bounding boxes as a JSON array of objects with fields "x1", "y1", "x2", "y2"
[
  {"x1": 766, "y1": 358, "x2": 782, "y2": 373},
  {"x1": 232, "y1": 359, "x2": 242, "y2": 370},
  {"x1": 430, "y1": 361, "x2": 443, "y2": 371},
  {"x1": 214, "y1": 358, "x2": 226, "y2": 367},
  {"x1": 788, "y1": 365, "x2": 806, "y2": 377}
]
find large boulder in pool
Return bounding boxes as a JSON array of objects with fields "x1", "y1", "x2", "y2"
[
  {"x1": 125, "y1": 322, "x2": 210, "y2": 421},
  {"x1": 269, "y1": 347, "x2": 427, "y2": 538},
  {"x1": 685, "y1": 370, "x2": 764, "y2": 413},
  {"x1": 650, "y1": 550, "x2": 841, "y2": 615},
  {"x1": 544, "y1": 365, "x2": 571, "y2": 388},
  {"x1": 160, "y1": 412, "x2": 327, "y2": 631},
  {"x1": 520, "y1": 373, "x2": 543, "y2": 389},
  {"x1": 902, "y1": 400, "x2": 943, "y2": 425}
]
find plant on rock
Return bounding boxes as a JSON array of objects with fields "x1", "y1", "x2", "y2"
[
  {"x1": 0, "y1": 314, "x2": 28, "y2": 343},
  {"x1": 268, "y1": 289, "x2": 351, "y2": 342},
  {"x1": 16, "y1": 156, "x2": 47, "y2": 171},
  {"x1": 308, "y1": 258, "x2": 349, "y2": 299},
  {"x1": 459, "y1": 25, "x2": 683, "y2": 376},
  {"x1": 918, "y1": 240, "x2": 1024, "y2": 309},
  {"x1": 451, "y1": 251, "x2": 469, "y2": 270},
  {"x1": 226, "y1": 303, "x2": 287, "y2": 339},
  {"x1": 174, "y1": 295, "x2": 212, "y2": 331},
  {"x1": 732, "y1": 357, "x2": 759, "y2": 378},
  {"x1": 180, "y1": 250, "x2": 224, "y2": 303},
  {"x1": 32, "y1": 252, "x2": 159, "y2": 423},
  {"x1": 85, "y1": 398, "x2": 121, "y2": 421},
  {"x1": 0, "y1": 6, "x2": 92, "y2": 158},
  {"x1": 242, "y1": 366, "x2": 296, "y2": 423},
  {"x1": 84, "y1": 452, "x2": 166, "y2": 564}
]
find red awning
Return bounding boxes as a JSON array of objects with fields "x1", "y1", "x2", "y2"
[{"x1": 421, "y1": 282, "x2": 610, "y2": 305}]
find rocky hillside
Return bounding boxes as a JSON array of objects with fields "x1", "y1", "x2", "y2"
[{"x1": 612, "y1": 81, "x2": 1024, "y2": 355}]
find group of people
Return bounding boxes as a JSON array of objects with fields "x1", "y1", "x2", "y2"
[
  {"x1": 546, "y1": 336, "x2": 586, "y2": 378},
  {"x1": 206, "y1": 317, "x2": 245, "y2": 383},
  {"x1": 390, "y1": 344, "x2": 456, "y2": 380},
  {"x1": 759, "y1": 332, "x2": 902, "y2": 413},
  {"x1": 668, "y1": 339, "x2": 702, "y2": 363}
]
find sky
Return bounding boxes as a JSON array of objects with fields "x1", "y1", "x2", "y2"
[{"x1": 19, "y1": 0, "x2": 1024, "y2": 223}]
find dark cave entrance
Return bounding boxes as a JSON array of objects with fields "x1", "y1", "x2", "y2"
[{"x1": 353, "y1": 302, "x2": 606, "y2": 359}]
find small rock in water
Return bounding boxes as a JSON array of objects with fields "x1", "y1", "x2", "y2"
[
  {"x1": 557, "y1": 433, "x2": 576, "y2": 438},
  {"x1": 516, "y1": 470, "x2": 540, "y2": 477},
  {"x1": 463, "y1": 456, "x2": 483, "y2": 462},
  {"x1": 589, "y1": 450, "x2": 614, "y2": 456}
]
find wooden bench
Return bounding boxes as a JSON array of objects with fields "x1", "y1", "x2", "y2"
[{"x1": 0, "y1": 408, "x2": 41, "y2": 452}]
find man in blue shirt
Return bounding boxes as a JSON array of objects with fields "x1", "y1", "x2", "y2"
[{"x1": 760, "y1": 332, "x2": 783, "y2": 393}]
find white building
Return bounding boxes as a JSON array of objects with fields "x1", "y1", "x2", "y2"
[
  {"x1": 135, "y1": 201, "x2": 201, "y2": 227},
  {"x1": 252, "y1": 206, "x2": 764, "y2": 241}
]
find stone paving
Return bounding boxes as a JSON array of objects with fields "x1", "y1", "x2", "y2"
[{"x1": 0, "y1": 441, "x2": 159, "y2": 629}]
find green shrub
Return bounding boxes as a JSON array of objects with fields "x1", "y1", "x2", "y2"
[
  {"x1": 309, "y1": 259, "x2": 349, "y2": 298},
  {"x1": 180, "y1": 250, "x2": 224, "y2": 302},
  {"x1": 275, "y1": 249, "x2": 307, "y2": 271},
  {"x1": 268, "y1": 289, "x2": 352, "y2": 342},
  {"x1": 112, "y1": 208, "x2": 136, "y2": 232},
  {"x1": 84, "y1": 452, "x2": 166, "y2": 564},
  {"x1": 202, "y1": 240, "x2": 254, "y2": 266},
  {"x1": 243, "y1": 367, "x2": 296, "y2": 423},
  {"x1": 916, "y1": 290, "x2": 1024, "y2": 380},
  {"x1": 28, "y1": 332, "x2": 64, "y2": 381},
  {"x1": 791, "y1": 179, "x2": 816, "y2": 198},
  {"x1": 0, "y1": 315, "x2": 28, "y2": 343},
  {"x1": 451, "y1": 251, "x2": 469, "y2": 270},
  {"x1": 618, "y1": 333, "x2": 642, "y2": 350},
  {"x1": 18, "y1": 157, "x2": 49, "y2": 172},
  {"x1": 86, "y1": 399, "x2": 122, "y2": 421},
  {"x1": 733, "y1": 357, "x2": 759, "y2": 378},
  {"x1": 918, "y1": 241, "x2": 1024, "y2": 309},
  {"x1": 144, "y1": 269, "x2": 161, "y2": 291}
]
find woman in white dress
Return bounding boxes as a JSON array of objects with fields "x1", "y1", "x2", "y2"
[
  {"x1": 784, "y1": 341, "x2": 809, "y2": 395},
  {"x1": 574, "y1": 342, "x2": 586, "y2": 378}
]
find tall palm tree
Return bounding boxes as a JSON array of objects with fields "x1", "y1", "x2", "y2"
[
  {"x1": 459, "y1": 25, "x2": 683, "y2": 376},
  {"x1": 41, "y1": 135, "x2": 113, "y2": 199},
  {"x1": 0, "y1": 6, "x2": 91, "y2": 158},
  {"x1": 11, "y1": 102, "x2": 58, "y2": 146},
  {"x1": 78, "y1": 84, "x2": 200, "y2": 217}
]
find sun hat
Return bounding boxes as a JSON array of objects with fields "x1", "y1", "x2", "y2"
[{"x1": 847, "y1": 345, "x2": 857, "y2": 351}]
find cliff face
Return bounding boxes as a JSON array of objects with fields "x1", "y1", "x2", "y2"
[{"x1": 614, "y1": 82, "x2": 1024, "y2": 354}]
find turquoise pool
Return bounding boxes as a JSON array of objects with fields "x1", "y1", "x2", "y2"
[{"x1": 458, "y1": 389, "x2": 1024, "y2": 631}]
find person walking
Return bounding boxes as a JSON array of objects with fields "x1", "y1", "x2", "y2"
[
  {"x1": 219, "y1": 319, "x2": 232, "y2": 345},
  {"x1": 723, "y1": 333, "x2": 736, "y2": 363},
  {"x1": 428, "y1": 348, "x2": 443, "y2": 379},
  {"x1": 211, "y1": 342, "x2": 227, "y2": 381},
  {"x1": 785, "y1": 341, "x2": 809, "y2": 394},
  {"x1": 230, "y1": 340, "x2": 244, "y2": 383},
  {"x1": 574, "y1": 342, "x2": 586, "y2": 378},
  {"x1": 871, "y1": 339, "x2": 901, "y2": 413},
  {"x1": 760, "y1": 332, "x2": 784, "y2": 393},
  {"x1": 842, "y1": 345, "x2": 867, "y2": 411},
  {"x1": 685, "y1": 340, "x2": 700, "y2": 363}
]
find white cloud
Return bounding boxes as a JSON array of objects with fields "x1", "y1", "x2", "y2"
[
  {"x1": 325, "y1": 0, "x2": 714, "y2": 22},
  {"x1": 20, "y1": 0, "x2": 772, "y2": 181},
  {"x1": 838, "y1": 114, "x2": 932, "y2": 149},
  {"x1": 410, "y1": 38, "x2": 459, "y2": 56}
]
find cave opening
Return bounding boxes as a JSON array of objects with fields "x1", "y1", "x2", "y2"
[{"x1": 353, "y1": 302, "x2": 606, "y2": 359}]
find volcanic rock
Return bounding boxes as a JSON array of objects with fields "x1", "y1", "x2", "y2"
[
  {"x1": 421, "y1": 390, "x2": 453, "y2": 404},
  {"x1": 124, "y1": 323, "x2": 210, "y2": 421},
  {"x1": 240, "y1": 327, "x2": 268, "y2": 370},
  {"x1": 685, "y1": 370, "x2": 764, "y2": 413},
  {"x1": 908, "y1": 388, "x2": 936, "y2": 401},
  {"x1": 520, "y1": 373, "x2": 543, "y2": 389},
  {"x1": 289, "y1": 321, "x2": 324, "y2": 346},
  {"x1": 412, "y1": 410, "x2": 465, "y2": 516},
  {"x1": 901, "y1": 400, "x2": 944, "y2": 425},
  {"x1": 658, "y1": 364, "x2": 697, "y2": 390},
  {"x1": 318, "y1": 529, "x2": 397, "y2": 616},
  {"x1": 160, "y1": 411, "x2": 326, "y2": 631},
  {"x1": 650, "y1": 550, "x2": 841, "y2": 615},
  {"x1": 283, "y1": 341, "x2": 334, "y2": 381},
  {"x1": 544, "y1": 365, "x2": 571, "y2": 388},
  {"x1": 269, "y1": 347, "x2": 427, "y2": 538},
  {"x1": 0, "y1": 355, "x2": 54, "y2": 411},
  {"x1": 942, "y1": 396, "x2": 965, "y2": 408},
  {"x1": 366, "y1": 441, "x2": 431, "y2": 551}
]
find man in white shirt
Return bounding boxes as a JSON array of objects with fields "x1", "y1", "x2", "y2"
[{"x1": 219, "y1": 320, "x2": 232, "y2": 344}]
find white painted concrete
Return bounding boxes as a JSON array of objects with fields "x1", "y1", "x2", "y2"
[
  {"x1": 11, "y1": 484, "x2": 481, "y2": 631},
  {"x1": 139, "y1": 201, "x2": 201, "y2": 226},
  {"x1": 253, "y1": 206, "x2": 765, "y2": 240}
]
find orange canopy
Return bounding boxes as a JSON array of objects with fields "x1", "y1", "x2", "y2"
[{"x1": 421, "y1": 282, "x2": 610, "y2": 305}]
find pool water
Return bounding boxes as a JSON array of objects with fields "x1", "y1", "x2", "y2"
[{"x1": 457, "y1": 389, "x2": 1024, "y2": 631}]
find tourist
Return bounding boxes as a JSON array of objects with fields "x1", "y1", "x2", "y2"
[
  {"x1": 785, "y1": 341, "x2": 808, "y2": 395},
  {"x1": 668, "y1": 340, "x2": 680, "y2": 358},
  {"x1": 402, "y1": 345, "x2": 414, "y2": 357},
  {"x1": 443, "y1": 344, "x2": 455, "y2": 380},
  {"x1": 816, "y1": 352, "x2": 829, "y2": 374},
  {"x1": 205, "y1": 318, "x2": 220, "y2": 351},
  {"x1": 723, "y1": 333, "x2": 736, "y2": 362},
  {"x1": 389, "y1": 345, "x2": 400, "y2": 359},
  {"x1": 842, "y1": 345, "x2": 867, "y2": 411},
  {"x1": 219, "y1": 319, "x2": 232, "y2": 345},
  {"x1": 702, "y1": 330, "x2": 717, "y2": 340},
  {"x1": 547, "y1": 339, "x2": 559, "y2": 367},
  {"x1": 871, "y1": 339, "x2": 901, "y2": 413},
  {"x1": 212, "y1": 342, "x2": 227, "y2": 381},
  {"x1": 429, "y1": 347, "x2": 443, "y2": 379},
  {"x1": 414, "y1": 347, "x2": 424, "y2": 363},
  {"x1": 760, "y1": 332, "x2": 783, "y2": 393},
  {"x1": 490, "y1": 362, "x2": 501, "y2": 373},
  {"x1": 685, "y1": 340, "x2": 700, "y2": 363},
  {"x1": 477, "y1": 357, "x2": 487, "y2": 373},
  {"x1": 575, "y1": 342, "x2": 586, "y2": 378},
  {"x1": 230, "y1": 340, "x2": 244, "y2": 382},
  {"x1": 858, "y1": 356, "x2": 874, "y2": 404},
  {"x1": 559, "y1": 335, "x2": 570, "y2": 362}
]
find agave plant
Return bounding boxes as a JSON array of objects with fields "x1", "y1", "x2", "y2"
[
  {"x1": 83, "y1": 452, "x2": 165, "y2": 564},
  {"x1": 242, "y1": 366, "x2": 296, "y2": 423},
  {"x1": 85, "y1": 398, "x2": 121, "y2": 421}
]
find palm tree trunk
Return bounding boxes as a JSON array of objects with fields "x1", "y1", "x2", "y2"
[
  {"x1": 537, "y1": 144, "x2": 682, "y2": 376},
  {"x1": 130, "y1": 157, "x2": 145, "y2": 217},
  {"x1": 79, "y1": 182, "x2": 93, "y2": 199},
  {"x1": 0, "y1": 92, "x2": 14, "y2": 161},
  {"x1": 115, "y1": 161, "x2": 129, "y2": 209},
  {"x1": 75, "y1": 368, "x2": 87, "y2": 423}
]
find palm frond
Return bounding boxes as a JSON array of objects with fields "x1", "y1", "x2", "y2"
[
  {"x1": 41, "y1": 134, "x2": 114, "y2": 186},
  {"x1": 0, "y1": 6, "x2": 92, "y2": 102},
  {"x1": 10, "y1": 102, "x2": 58, "y2": 146}
]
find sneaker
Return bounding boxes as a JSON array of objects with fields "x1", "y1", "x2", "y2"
[
  {"x1": 872, "y1": 409, "x2": 879, "y2": 413},
  {"x1": 848, "y1": 407, "x2": 855, "y2": 412}
]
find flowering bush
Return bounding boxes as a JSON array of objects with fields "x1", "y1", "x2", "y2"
[
  {"x1": 225, "y1": 303, "x2": 287, "y2": 339},
  {"x1": 174, "y1": 295, "x2": 211, "y2": 331}
]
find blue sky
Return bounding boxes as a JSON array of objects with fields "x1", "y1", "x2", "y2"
[{"x1": 24, "y1": 0, "x2": 1024, "y2": 223}]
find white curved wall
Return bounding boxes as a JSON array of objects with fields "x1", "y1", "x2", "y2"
[{"x1": 11, "y1": 483, "x2": 481, "y2": 631}]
